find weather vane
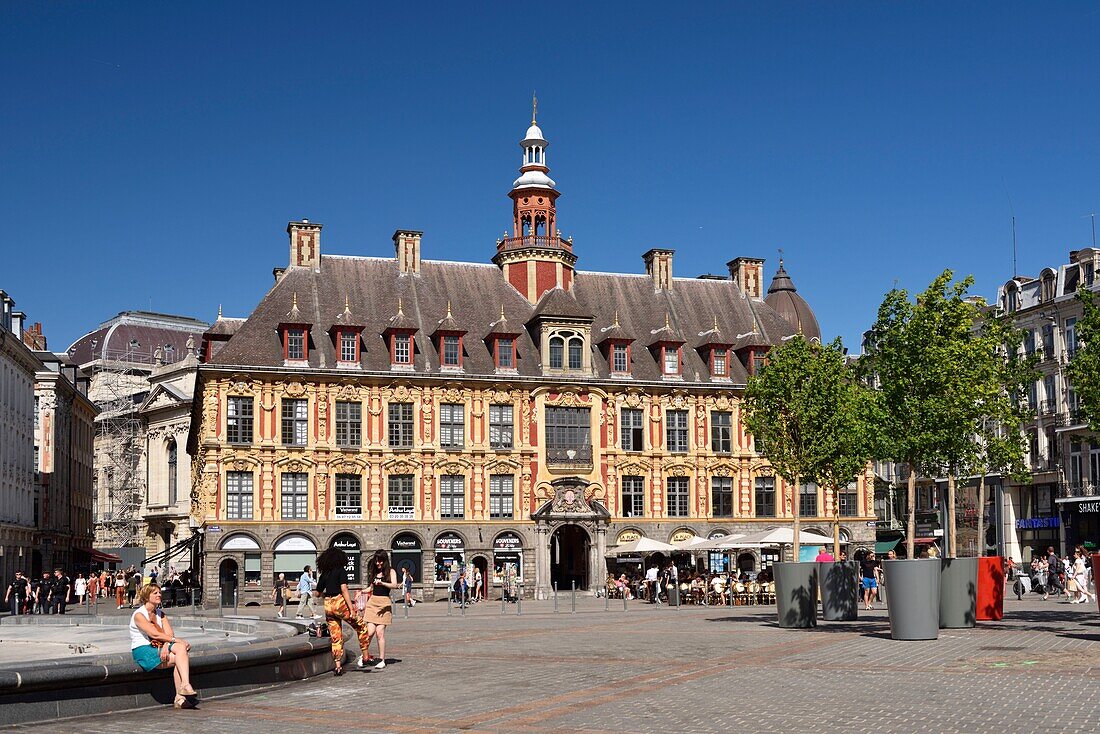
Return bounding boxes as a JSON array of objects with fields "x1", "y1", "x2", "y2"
[{"x1": 532, "y1": 92, "x2": 538, "y2": 125}]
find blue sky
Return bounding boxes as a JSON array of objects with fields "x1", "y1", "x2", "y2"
[{"x1": 3, "y1": 2, "x2": 1098, "y2": 352}]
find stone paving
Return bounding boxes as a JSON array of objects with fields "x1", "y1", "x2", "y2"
[{"x1": 6, "y1": 595, "x2": 1100, "y2": 733}]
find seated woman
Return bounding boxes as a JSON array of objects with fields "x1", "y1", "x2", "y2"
[{"x1": 129, "y1": 583, "x2": 198, "y2": 709}]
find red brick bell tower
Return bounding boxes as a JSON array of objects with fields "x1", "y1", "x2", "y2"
[{"x1": 493, "y1": 97, "x2": 577, "y2": 303}]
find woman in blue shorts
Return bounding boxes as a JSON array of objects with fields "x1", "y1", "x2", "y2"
[{"x1": 129, "y1": 583, "x2": 199, "y2": 709}]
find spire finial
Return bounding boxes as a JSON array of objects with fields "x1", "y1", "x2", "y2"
[
  {"x1": 500, "y1": 304, "x2": 506, "y2": 321},
  {"x1": 532, "y1": 91, "x2": 538, "y2": 125},
  {"x1": 778, "y1": 247, "x2": 784, "y2": 266},
  {"x1": 613, "y1": 310, "x2": 620, "y2": 328},
  {"x1": 664, "y1": 312, "x2": 671, "y2": 330},
  {"x1": 217, "y1": 303, "x2": 223, "y2": 319},
  {"x1": 342, "y1": 295, "x2": 352, "y2": 318},
  {"x1": 397, "y1": 297, "x2": 404, "y2": 316},
  {"x1": 713, "y1": 315, "x2": 719, "y2": 332},
  {"x1": 292, "y1": 293, "x2": 298, "y2": 308},
  {"x1": 446, "y1": 300, "x2": 453, "y2": 319}
]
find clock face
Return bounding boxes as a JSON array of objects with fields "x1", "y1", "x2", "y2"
[{"x1": 564, "y1": 489, "x2": 576, "y2": 503}]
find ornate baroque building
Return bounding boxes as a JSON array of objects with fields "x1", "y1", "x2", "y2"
[{"x1": 189, "y1": 110, "x2": 875, "y2": 602}]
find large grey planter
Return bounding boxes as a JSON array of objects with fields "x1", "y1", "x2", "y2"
[
  {"x1": 774, "y1": 561, "x2": 818, "y2": 628},
  {"x1": 939, "y1": 557, "x2": 978, "y2": 629},
  {"x1": 882, "y1": 558, "x2": 940, "y2": 640},
  {"x1": 818, "y1": 560, "x2": 859, "y2": 621}
]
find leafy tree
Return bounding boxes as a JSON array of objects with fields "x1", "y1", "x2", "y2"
[
  {"x1": 1066, "y1": 285, "x2": 1100, "y2": 431},
  {"x1": 743, "y1": 336, "x2": 878, "y2": 561},
  {"x1": 860, "y1": 271, "x2": 983, "y2": 559}
]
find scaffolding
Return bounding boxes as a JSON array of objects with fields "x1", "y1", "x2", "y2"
[{"x1": 93, "y1": 340, "x2": 154, "y2": 549}]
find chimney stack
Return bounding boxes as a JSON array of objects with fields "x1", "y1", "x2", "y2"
[
  {"x1": 728, "y1": 257, "x2": 765, "y2": 299},
  {"x1": 288, "y1": 219, "x2": 322, "y2": 270},
  {"x1": 22, "y1": 321, "x2": 46, "y2": 350},
  {"x1": 643, "y1": 248, "x2": 675, "y2": 291},
  {"x1": 393, "y1": 230, "x2": 423, "y2": 275}
]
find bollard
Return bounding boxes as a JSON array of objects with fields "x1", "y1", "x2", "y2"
[
  {"x1": 571, "y1": 580, "x2": 576, "y2": 614},
  {"x1": 623, "y1": 590, "x2": 628, "y2": 612},
  {"x1": 501, "y1": 586, "x2": 506, "y2": 615},
  {"x1": 461, "y1": 587, "x2": 467, "y2": 617},
  {"x1": 605, "y1": 586, "x2": 609, "y2": 611},
  {"x1": 233, "y1": 588, "x2": 239, "y2": 616},
  {"x1": 516, "y1": 583, "x2": 523, "y2": 615},
  {"x1": 553, "y1": 583, "x2": 559, "y2": 613},
  {"x1": 447, "y1": 588, "x2": 453, "y2": 616},
  {"x1": 404, "y1": 597, "x2": 410, "y2": 620},
  {"x1": 671, "y1": 582, "x2": 680, "y2": 608}
]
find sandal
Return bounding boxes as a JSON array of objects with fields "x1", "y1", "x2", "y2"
[{"x1": 174, "y1": 695, "x2": 198, "y2": 710}]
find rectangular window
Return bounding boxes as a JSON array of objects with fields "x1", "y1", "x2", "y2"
[
  {"x1": 663, "y1": 346, "x2": 680, "y2": 375},
  {"x1": 800, "y1": 482, "x2": 818, "y2": 517},
  {"x1": 226, "y1": 396, "x2": 254, "y2": 444},
  {"x1": 440, "y1": 475, "x2": 465, "y2": 519},
  {"x1": 282, "y1": 398, "x2": 308, "y2": 446},
  {"x1": 712, "y1": 477, "x2": 733, "y2": 517},
  {"x1": 711, "y1": 411, "x2": 732, "y2": 453},
  {"x1": 392, "y1": 334, "x2": 412, "y2": 365},
  {"x1": 335, "y1": 401, "x2": 362, "y2": 448},
  {"x1": 611, "y1": 343, "x2": 629, "y2": 373},
  {"x1": 546, "y1": 406, "x2": 592, "y2": 465},
  {"x1": 489, "y1": 404, "x2": 513, "y2": 449},
  {"x1": 712, "y1": 348, "x2": 728, "y2": 377},
  {"x1": 755, "y1": 476, "x2": 776, "y2": 517},
  {"x1": 666, "y1": 409, "x2": 688, "y2": 453},
  {"x1": 440, "y1": 403, "x2": 465, "y2": 449},
  {"x1": 667, "y1": 476, "x2": 689, "y2": 517},
  {"x1": 335, "y1": 474, "x2": 362, "y2": 517},
  {"x1": 388, "y1": 474, "x2": 414, "y2": 517},
  {"x1": 1066, "y1": 317, "x2": 1078, "y2": 359},
  {"x1": 497, "y1": 337, "x2": 514, "y2": 368},
  {"x1": 339, "y1": 332, "x2": 357, "y2": 363},
  {"x1": 1023, "y1": 329, "x2": 1036, "y2": 357},
  {"x1": 442, "y1": 335, "x2": 461, "y2": 367},
  {"x1": 839, "y1": 483, "x2": 859, "y2": 517},
  {"x1": 568, "y1": 338, "x2": 583, "y2": 370},
  {"x1": 388, "y1": 403, "x2": 414, "y2": 449},
  {"x1": 281, "y1": 472, "x2": 308, "y2": 520},
  {"x1": 226, "y1": 471, "x2": 253, "y2": 520},
  {"x1": 621, "y1": 408, "x2": 644, "y2": 451},
  {"x1": 286, "y1": 328, "x2": 305, "y2": 360},
  {"x1": 489, "y1": 474, "x2": 514, "y2": 519},
  {"x1": 622, "y1": 475, "x2": 645, "y2": 517}
]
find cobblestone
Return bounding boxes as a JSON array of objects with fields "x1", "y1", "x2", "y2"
[{"x1": 7, "y1": 596, "x2": 1100, "y2": 733}]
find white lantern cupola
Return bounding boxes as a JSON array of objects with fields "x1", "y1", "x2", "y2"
[{"x1": 512, "y1": 94, "x2": 556, "y2": 191}]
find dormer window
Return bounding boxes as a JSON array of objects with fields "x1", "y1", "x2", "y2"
[
  {"x1": 611, "y1": 343, "x2": 630, "y2": 374},
  {"x1": 550, "y1": 336, "x2": 564, "y2": 368},
  {"x1": 546, "y1": 328, "x2": 588, "y2": 372},
  {"x1": 568, "y1": 337, "x2": 583, "y2": 369},
  {"x1": 392, "y1": 333, "x2": 413, "y2": 365},
  {"x1": 661, "y1": 345, "x2": 681, "y2": 375},
  {"x1": 495, "y1": 337, "x2": 515, "y2": 369},
  {"x1": 442, "y1": 334, "x2": 462, "y2": 367},
  {"x1": 711, "y1": 348, "x2": 729, "y2": 377},
  {"x1": 280, "y1": 323, "x2": 310, "y2": 363}
]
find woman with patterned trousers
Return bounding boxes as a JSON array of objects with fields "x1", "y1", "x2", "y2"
[{"x1": 315, "y1": 547, "x2": 371, "y2": 676}]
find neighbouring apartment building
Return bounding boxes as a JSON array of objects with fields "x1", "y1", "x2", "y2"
[{"x1": 188, "y1": 110, "x2": 876, "y2": 603}]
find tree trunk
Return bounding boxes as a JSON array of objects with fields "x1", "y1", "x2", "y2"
[
  {"x1": 832, "y1": 485, "x2": 841, "y2": 558},
  {"x1": 906, "y1": 468, "x2": 917, "y2": 559},
  {"x1": 792, "y1": 474, "x2": 801, "y2": 562},
  {"x1": 947, "y1": 473, "x2": 957, "y2": 558},
  {"x1": 976, "y1": 473, "x2": 987, "y2": 558}
]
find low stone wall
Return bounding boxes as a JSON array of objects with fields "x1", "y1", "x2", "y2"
[{"x1": 0, "y1": 616, "x2": 333, "y2": 726}]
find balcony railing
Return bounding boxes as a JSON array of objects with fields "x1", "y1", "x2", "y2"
[
  {"x1": 546, "y1": 445, "x2": 593, "y2": 468},
  {"x1": 1060, "y1": 482, "x2": 1097, "y2": 499},
  {"x1": 1056, "y1": 410, "x2": 1086, "y2": 428},
  {"x1": 497, "y1": 234, "x2": 574, "y2": 254},
  {"x1": 1039, "y1": 400, "x2": 1056, "y2": 416}
]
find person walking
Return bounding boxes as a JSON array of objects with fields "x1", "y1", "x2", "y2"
[
  {"x1": 87, "y1": 572, "x2": 99, "y2": 607},
  {"x1": 315, "y1": 546, "x2": 371, "y2": 676},
  {"x1": 860, "y1": 552, "x2": 880, "y2": 611},
  {"x1": 5, "y1": 571, "x2": 29, "y2": 616},
  {"x1": 99, "y1": 570, "x2": 109, "y2": 599},
  {"x1": 1043, "y1": 547, "x2": 1063, "y2": 600},
  {"x1": 127, "y1": 571, "x2": 140, "y2": 607},
  {"x1": 129, "y1": 584, "x2": 199, "y2": 709},
  {"x1": 272, "y1": 573, "x2": 288, "y2": 618},
  {"x1": 115, "y1": 571, "x2": 127, "y2": 609},
  {"x1": 1071, "y1": 547, "x2": 1096, "y2": 604},
  {"x1": 295, "y1": 565, "x2": 319, "y2": 619},
  {"x1": 815, "y1": 546, "x2": 835, "y2": 562},
  {"x1": 361, "y1": 549, "x2": 399, "y2": 670},
  {"x1": 50, "y1": 569, "x2": 71, "y2": 615},
  {"x1": 472, "y1": 566, "x2": 483, "y2": 603},
  {"x1": 74, "y1": 573, "x2": 87, "y2": 608},
  {"x1": 645, "y1": 564, "x2": 659, "y2": 604},
  {"x1": 401, "y1": 567, "x2": 416, "y2": 607}
]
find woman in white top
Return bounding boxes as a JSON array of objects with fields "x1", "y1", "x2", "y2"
[
  {"x1": 130, "y1": 583, "x2": 198, "y2": 709},
  {"x1": 73, "y1": 573, "x2": 87, "y2": 606},
  {"x1": 1071, "y1": 548, "x2": 1096, "y2": 604}
]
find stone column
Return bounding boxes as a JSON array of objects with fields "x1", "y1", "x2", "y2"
[
  {"x1": 534, "y1": 525, "x2": 551, "y2": 600},
  {"x1": 594, "y1": 525, "x2": 608, "y2": 593}
]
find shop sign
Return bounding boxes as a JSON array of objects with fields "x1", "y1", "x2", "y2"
[
  {"x1": 493, "y1": 533, "x2": 523, "y2": 550},
  {"x1": 392, "y1": 534, "x2": 421, "y2": 550},
  {"x1": 617, "y1": 529, "x2": 641, "y2": 544},
  {"x1": 1015, "y1": 516, "x2": 1060, "y2": 529},
  {"x1": 388, "y1": 507, "x2": 415, "y2": 521},
  {"x1": 331, "y1": 535, "x2": 360, "y2": 551},
  {"x1": 670, "y1": 529, "x2": 695, "y2": 543},
  {"x1": 1080, "y1": 502, "x2": 1100, "y2": 514},
  {"x1": 334, "y1": 508, "x2": 362, "y2": 521},
  {"x1": 435, "y1": 533, "x2": 464, "y2": 551},
  {"x1": 618, "y1": 556, "x2": 643, "y2": 563},
  {"x1": 207, "y1": 526, "x2": 222, "y2": 533}
]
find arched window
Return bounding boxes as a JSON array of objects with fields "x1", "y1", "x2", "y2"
[
  {"x1": 549, "y1": 336, "x2": 564, "y2": 369},
  {"x1": 167, "y1": 439, "x2": 178, "y2": 505},
  {"x1": 568, "y1": 337, "x2": 583, "y2": 369}
]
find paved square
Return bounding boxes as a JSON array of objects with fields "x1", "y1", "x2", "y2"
[{"x1": 9, "y1": 597, "x2": 1100, "y2": 733}]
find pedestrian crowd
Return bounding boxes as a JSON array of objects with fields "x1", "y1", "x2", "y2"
[{"x1": 5, "y1": 565, "x2": 197, "y2": 616}]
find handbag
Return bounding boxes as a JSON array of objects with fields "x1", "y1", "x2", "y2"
[
  {"x1": 1067, "y1": 578, "x2": 1079, "y2": 592},
  {"x1": 281, "y1": 587, "x2": 292, "y2": 601}
]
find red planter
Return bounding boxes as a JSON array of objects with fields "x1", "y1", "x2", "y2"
[{"x1": 976, "y1": 556, "x2": 1004, "y2": 621}]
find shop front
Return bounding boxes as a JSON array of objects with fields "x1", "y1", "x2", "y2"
[
  {"x1": 492, "y1": 531, "x2": 524, "y2": 587},
  {"x1": 707, "y1": 530, "x2": 730, "y2": 573},
  {"x1": 433, "y1": 532, "x2": 465, "y2": 585},
  {"x1": 330, "y1": 533, "x2": 361, "y2": 585},
  {"x1": 391, "y1": 532, "x2": 422, "y2": 585},
  {"x1": 273, "y1": 534, "x2": 317, "y2": 583},
  {"x1": 1058, "y1": 496, "x2": 1100, "y2": 554}
]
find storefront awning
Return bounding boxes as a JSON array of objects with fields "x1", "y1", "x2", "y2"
[
  {"x1": 75, "y1": 547, "x2": 122, "y2": 563},
  {"x1": 874, "y1": 539, "x2": 900, "y2": 554}
]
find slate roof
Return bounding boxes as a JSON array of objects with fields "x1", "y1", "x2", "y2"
[
  {"x1": 68, "y1": 311, "x2": 208, "y2": 367},
  {"x1": 764, "y1": 262, "x2": 822, "y2": 342},
  {"x1": 208, "y1": 255, "x2": 809, "y2": 384}
]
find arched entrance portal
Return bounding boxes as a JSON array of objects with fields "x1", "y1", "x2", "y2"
[
  {"x1": 550, "y1": 525, "x2": 589, "y2": 591},
  {"x1": 219, "y1": 558, "x2": 238, "y2": 607},
  {"x1": 471, "y1": 555, "x2": 489, "y2": 600}
]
